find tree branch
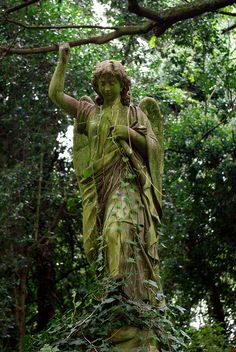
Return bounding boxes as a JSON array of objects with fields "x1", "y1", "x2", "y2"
[
  {"x1": 199, "y1": 117, "x2": 227, "y2": 141},
  {"x1": 34, "y1": 152, "x2": 44, "y2": 241},
  {"x1": 3, "y1": 17, "x2": 118, "y2": 31},
  {"x1": 222, "y1": 21, "x2": 236, "y2": 32},
  {"x1": 1, "y1": 0, "x2": 236, "y2": 55},
  {"x1": 1, "y1": 28, "x2": 25, "y2": 58},
  {"x1": 218, "y1": 10, "x2": 236, "y2": 16},
  {"x1": 0, "y1": 22, "x2": 155, "y2": 55},
  {"x1": 128, "y1": 0, "x2": 164, "y2": 23},
  {"x1": 3, "y1": 0, "x2": 40, "y2": 15},
  {"x1": 160, "y1": 0, "x2": 236, "y2": 23},
  {"x1": 128, "y1": 0, "x2": 236, "y2": 24}
]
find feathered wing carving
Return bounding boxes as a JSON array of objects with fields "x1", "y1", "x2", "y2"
[{"x1": 139, "y1": 97, "x2": 164, "y2": 206}]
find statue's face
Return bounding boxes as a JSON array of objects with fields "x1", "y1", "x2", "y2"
[{"x1": 97, "y1": 73, "x2": 122, "y2": 104}]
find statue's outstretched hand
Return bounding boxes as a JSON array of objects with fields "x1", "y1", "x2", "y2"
[{"x1": 59, "y1": 43, "x2": 70, "y2": 64}]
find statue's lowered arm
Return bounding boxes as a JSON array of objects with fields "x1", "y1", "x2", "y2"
[{"x1": 48, "y1": 43, "x2": 79, "y2": 119}]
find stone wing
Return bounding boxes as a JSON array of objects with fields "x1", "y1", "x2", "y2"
[
  {"x1": 138, "y1": 97, "x2": 163, "y2": 153},
  {"x1": 138, "y1": 97, "x2": 164, "y2": 204}
]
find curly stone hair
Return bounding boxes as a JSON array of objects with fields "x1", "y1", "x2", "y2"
[{"x1": 92, "y1": 60, "x2": 131, "y2": 106}]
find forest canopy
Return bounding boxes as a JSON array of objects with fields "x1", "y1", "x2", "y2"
[{"x1": 0, "y1": 1, "x2": 236, "y2": 351}]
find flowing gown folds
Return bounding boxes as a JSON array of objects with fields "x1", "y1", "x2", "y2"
[{"x1": 73, "y1": 99, "x2": 163, "y2": 301}]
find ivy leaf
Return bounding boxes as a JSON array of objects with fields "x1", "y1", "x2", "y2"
[
  {"x1": 149, "y1": 35, "x2": 156, "y2": 48},
  {"x1": 102, "y1": 297, "x2": 116, "y2": 304},
  {"x1": 175, "y1": 305, "x2": 186, "y2": 313},
  {"x1": 69, "y1": 339, "x2": 84, "y2": 346}
]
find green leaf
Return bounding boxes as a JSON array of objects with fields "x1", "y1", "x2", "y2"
[
  {"x1": 149, "y1": 35, "x2": 156, "y2": 48},
  {"x1": 102, "y1": 297, "x2": 116, "y2": 304},
  {"x1": 70, "y1": 339, "x2": 84, "y2": 346}
]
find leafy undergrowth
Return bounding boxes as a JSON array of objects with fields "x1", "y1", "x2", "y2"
[{"x1": 24, "y1": 279, "x2": 189, "y2": 352}]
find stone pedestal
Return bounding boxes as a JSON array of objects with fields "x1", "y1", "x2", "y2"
[{"x1": 111, "y1": 326, "x2": 159, "y2": 351}]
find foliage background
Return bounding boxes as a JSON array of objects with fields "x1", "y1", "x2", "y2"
[{"x1": 0, "y1": 0, "x2": 236, "y2": 351}]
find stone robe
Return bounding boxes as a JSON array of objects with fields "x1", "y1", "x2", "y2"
[{"x1": 73, "y1": 99, "x2": 162, "y2": 301}]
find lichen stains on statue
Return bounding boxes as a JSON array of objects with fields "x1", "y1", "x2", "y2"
[{"x1": 49, "y1": 43, "x2": 164, "y2": 351}]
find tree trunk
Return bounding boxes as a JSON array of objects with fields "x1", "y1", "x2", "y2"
[
  {"x1": 208, "y1": 279, "x2": 226, "y2": 331},
  {"x1": 35, "y1": 238, "x2": 56, "y2": 331},
  {"x1": 15, "y1": 265, "x2": 28, "y2": 352}
]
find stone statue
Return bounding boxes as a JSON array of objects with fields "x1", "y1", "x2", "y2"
[{"x1": 49, "y1": 43, "x2": 164, "y2": 351}]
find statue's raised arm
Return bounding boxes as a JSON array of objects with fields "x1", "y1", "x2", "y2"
[{"x1": 48, "y1": 43, "x2": 79, "y2": 118}]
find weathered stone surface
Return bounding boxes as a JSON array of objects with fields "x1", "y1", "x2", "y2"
[
  {"x1": 49, "y1": 44, "x2": 164, "y2": 349},
  {"x1": 110, "y1": 327, "x2": 159, "y2": 351}
]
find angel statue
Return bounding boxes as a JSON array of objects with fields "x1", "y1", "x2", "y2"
[{"x1": 49, "y1": 43, "x2": 164, "y2": 350}]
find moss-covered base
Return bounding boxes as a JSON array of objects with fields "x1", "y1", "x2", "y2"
[{"x1": 111, "y1": 326, "x2": 159, "y2": 351}]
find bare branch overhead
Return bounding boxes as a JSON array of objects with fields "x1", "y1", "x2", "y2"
[
  {"x1": 222, "y1": 21, "x2": 236, "y2": 32},
  {"x1": 128, "y1": 0, "x2": 164, "y2": 23},
  {"x1": 4, "y1": 18, "x2": 118, "y2": 31},
  {"x1": 128, "y1": 0, "x2": 236, "y2": 23},
  {"x1": 0, "y1": 22, "x2": 155, "y2": 55},
  {"x1": 3, "y1": 0, "x2": 40, "y2": 15},
  {"x1": 1, "y1": 0, "x2": 236, "y2": 55},
  {"x1": 218, "y1": 10, "x2": 236, "y2": 15}
]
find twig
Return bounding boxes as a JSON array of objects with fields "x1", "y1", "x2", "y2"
[
  {"x1": 166, "y1": 148, "x2": 194, "y2": 155},
  {"x1": 222, "y1": 22, "x2": 236, "y2": 33},
  {"x1": 67, "y1": 307, "x2": 99, "y2": 338},
  {"x1": 218, "y1": 10, "x2": 236, "y2": 16},
  {"x1": 3, "y1": 0, "x2": 40, "y2": 15},
  {"x1": 199, "y1": 117, "x2": 227, "y2": 141},
  {"x1": 47, "y1": 199, "x2": 67, "y2": 234},
  {"x1": 0, "y1": 27, "x2": 25, "y2": 59},
  {"x1": 3, "y1": 17, "x2": 118, "y2": 31},
  {"x1": 82, "y1": 332, "x2": 99, "y2": 352},
  {"x1": 34, "y1": 152, "x2": 44, "y2": 241},
  {"x1": 104, "y1": 327, "x2": 123, "y2": 342},
  {"x1": 55, "y1": 266, "x2": 85, "y2": 284},
  {"x1": 0, "y1": 22, "x2": 155, "y2": 55}
]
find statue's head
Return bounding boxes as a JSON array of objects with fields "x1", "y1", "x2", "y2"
[{"x1": 92, "y1": 60, "x2": 131, "y2": 106}]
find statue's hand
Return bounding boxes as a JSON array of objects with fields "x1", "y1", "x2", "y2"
[
  {"x1": 111, "y1": 125, "x2": 129, "y2": 141},
  {"x1": 59, "y1": 42, "x2": 70, "y2": 64}
]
